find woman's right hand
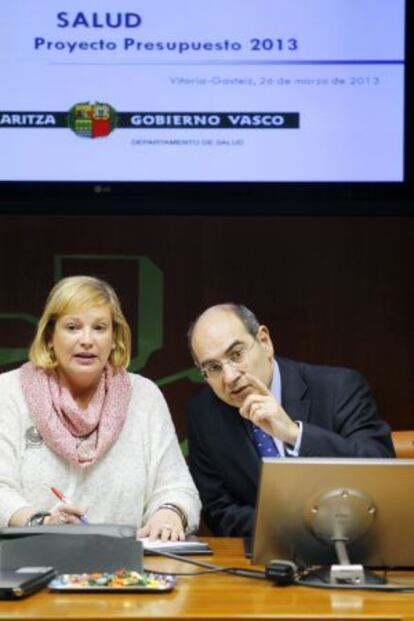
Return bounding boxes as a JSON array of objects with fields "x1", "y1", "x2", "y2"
[{"x1": 44, "y1": 503, "x2": 88, "y2": 525}]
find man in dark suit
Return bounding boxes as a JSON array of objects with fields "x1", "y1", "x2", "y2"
[{"x1": 187, "y1": 303, "x2": 395, "y2": 536}]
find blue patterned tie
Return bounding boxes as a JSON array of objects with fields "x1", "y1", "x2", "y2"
[{"x1": 249, "y1": 421, "x2": 279, "y2": 458}]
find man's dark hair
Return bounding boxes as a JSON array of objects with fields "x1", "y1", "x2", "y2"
[{"x1": 187, "y1": 303, "x2": 260, "y2": 362}]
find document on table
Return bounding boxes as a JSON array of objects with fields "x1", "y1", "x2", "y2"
[{"x1": 140, "y1": 536, "x2": 212, "y2": 556}]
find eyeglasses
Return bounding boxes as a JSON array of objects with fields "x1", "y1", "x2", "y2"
[{"x1": 199, "y1": 338, "x2": 257, "y2": 380}]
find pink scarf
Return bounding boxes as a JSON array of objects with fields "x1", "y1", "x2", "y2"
[{"x1": 20, "y1": 362, "x2": 132, "y2": 467}]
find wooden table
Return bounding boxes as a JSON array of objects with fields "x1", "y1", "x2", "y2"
[{"x1": 1, "y1": 537, "x2": 414, "y2": 621}]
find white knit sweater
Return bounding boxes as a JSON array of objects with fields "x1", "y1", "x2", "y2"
[{"x1": 0, "y1": 369, "x2": 201, "y2": 529}]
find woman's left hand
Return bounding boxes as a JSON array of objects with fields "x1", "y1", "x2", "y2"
[{"x1": 137, "y1": 508, "x2": 185, "y2": 541}]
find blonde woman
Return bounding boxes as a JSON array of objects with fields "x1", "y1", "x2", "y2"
[{"x1": 0, "y1": 276, "x2": 200, "y2": 540}]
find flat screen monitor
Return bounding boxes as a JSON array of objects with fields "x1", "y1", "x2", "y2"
[
  {"x1": 0, "y1": 0, "x2": 412, "y2": 211},
  {"x1": 252, "y1": 458, "x2": 414, "y2": 570}
]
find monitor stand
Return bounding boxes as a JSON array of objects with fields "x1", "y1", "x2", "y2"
[
  {"x1": 300, "y1": 539, "x2": 387, "y2": 586},
  {"x1": 303, "y1": 488, "x2": 388, "y2": 587}
]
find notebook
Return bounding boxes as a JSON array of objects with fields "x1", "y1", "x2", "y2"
[{"x1": 142, "y1": 535, "x2": 212, "y2": 555}]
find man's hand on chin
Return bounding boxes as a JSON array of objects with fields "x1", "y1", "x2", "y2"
[{"x1": 238, "y1": 372, "x2": 299, "y2": 446}]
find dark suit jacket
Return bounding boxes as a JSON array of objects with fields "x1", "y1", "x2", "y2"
[{"x1": 187, "y1": 357, "x2": 395, "y2": 537}]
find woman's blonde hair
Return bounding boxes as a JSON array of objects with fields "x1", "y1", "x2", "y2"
[{"x1": 29, "y1": 275, "x2": 131, "y2": 371}]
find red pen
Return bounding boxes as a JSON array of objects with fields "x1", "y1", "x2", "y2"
[{"x1": 50, "y1": 486, "x2": 89, "y2": 524}]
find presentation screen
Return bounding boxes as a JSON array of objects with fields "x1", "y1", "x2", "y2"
[{"x1": 0, "y1": 0, "x2": 411, "y2": 192}]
